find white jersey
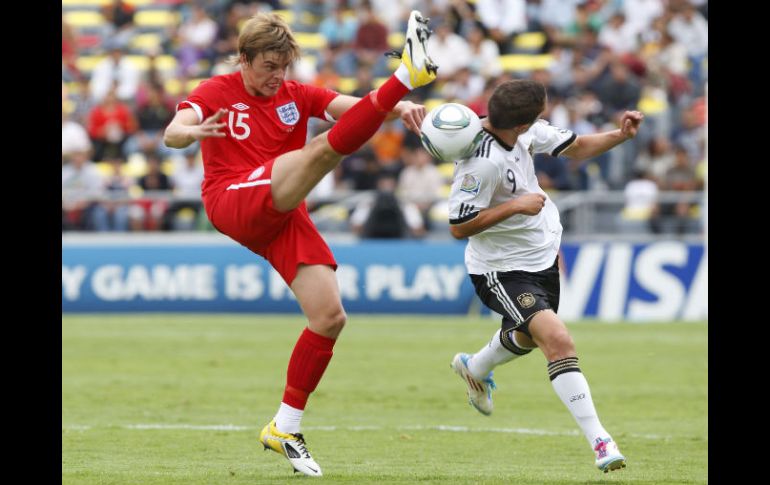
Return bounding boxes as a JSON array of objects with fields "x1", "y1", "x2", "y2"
[{"x1": 448, "y1": 119, "x2": 576, "y2": 274}]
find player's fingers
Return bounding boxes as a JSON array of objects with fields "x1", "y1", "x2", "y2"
[
  {"x1": 403, "y1": 114, "x2": 419, "y2": 134},
  {"x1": 414, "y1": 111, "x2": 426, "y2": 130},
  {"x1": 209, "y1": 108, "x2": 228, "y2": 122}
]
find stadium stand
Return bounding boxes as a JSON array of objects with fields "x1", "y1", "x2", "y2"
[{"x1": 62, "y1": 0, "x2": 707, "y2": 237}]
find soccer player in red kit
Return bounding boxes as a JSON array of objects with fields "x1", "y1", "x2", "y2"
[{"x1": 163, "y1": 11, "x2": 437, "y2": 477}]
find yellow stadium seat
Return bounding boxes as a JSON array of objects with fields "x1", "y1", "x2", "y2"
[
  {"x1": 128, "y1": 185, "x2": 143, "y2": 198},
  {"x1": 271, "y1": 10, "x2": 295, "y2": 24},
  {"x1": 75, "y1": 55, "x2": 105, "y2": 73},
  {"x1": 294, "y1": 32, "x2": 327, "y2": 51},
  {"x1": 62, "y1": 0, "x2": 110, "y2": 6},
  {"x1": 124, "y1": 156, "x2": 148, "y2": 178},
  {"x1": 164, "y1": 78, "x2": 183, "y2": 96},
  {"x1": 134, "y1": 10, "x2": 180, "y2": 28},
  {"x1": 186, "y1": 78, "x2": 205, "y2": 93},
  {"x1": 388, "y1": 32, "x2": 405, "y2": 50},
  {"x1": 94, "y1": 161, "x2": 113, "y2": 177},
  {"x1": 437, "y1": 162, "x2": 455, "y2": 180},
  {"x1": 129, "y1": 33, "x2": 163, "y2": 53},
  {"x1": 513, "y1": 32, "x2": 547, "y2": 51},
  {"x1": 438, "y1": 185, "x2": 451, "y2": 198},
  {"x1": 315, "y1": 204, "x2": 349, "y2": 222},
  {"x1": 424, "y1": 98, "x2": 444, "y2": 112},
  {"x1": 153, "y1": 55, "x2": 178, "y2": 72},
  {"x1": 499, "y1": 54, "x2": 554, "y2": 72},
  {"x1": 621, "y1": 207, "x2": 653, "y2": 221},
  {"x1": 64, "y1": 81, "x2": 82, "y2": 95},
  {"x1": 638, "y1": 96, "x2": 668, "y2": 115},
  {"x1": 161, "y1": 160, "x2": 175, "y2": 176},
  {"x1": 300, "y1": 11, "x2": 321, "y2": 25},
  {"x1": 125, "y1": 55, "x2": 152, "y2": 70},
  {"x1": 62, "y1": 99, "x2": 76, "y2": 115},
  {"x1": 63, "y1": 10, "x2": 106, "y2": 28},
  {"x1": 77, "y1": 54, "x2": 178, "y2": 74},
  {"x1": 337, "y1": 77, "x2": 357, "y2": 94},
  {"x1": 126, "y1": 152, "x2": 146, "y2": 166},
  {"x1": 373, "y1": 77, "x2": 388, "y2": 89}
]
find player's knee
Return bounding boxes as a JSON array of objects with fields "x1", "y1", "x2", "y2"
[
  {"x1": 306, "y1": 133, "x2": 341, "y2": 170},
  {"x1": 328, "y1": 308, "x2": 347, "y2": 333},
  {"x1": 547, "y1": 330, "x2": 575, "y2": 359},
  {"x1": 313, "y1": 307, "x2": 347, "y2": 337}
]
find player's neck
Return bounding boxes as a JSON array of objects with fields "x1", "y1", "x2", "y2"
[{"x1": 482, "y1": 119, "x2": 519, "y2": 147}]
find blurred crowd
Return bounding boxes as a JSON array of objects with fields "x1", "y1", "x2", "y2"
[{"x1": 62, "y1": 0, "x2": 707, "y2": 236}]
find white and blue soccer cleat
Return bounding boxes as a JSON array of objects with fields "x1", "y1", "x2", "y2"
[
  {"x1": 593, "y1": 436, "x2": 627, "y2": 473},
  {"x1": 451, "y1": 352, "x2": 496, "y2": 416}
]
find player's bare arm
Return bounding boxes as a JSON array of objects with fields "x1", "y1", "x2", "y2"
[
  {"x1": 449, "y1": 193, "x2": 546, "y2": 239},
  {"x1": 163, "y1": 108, "x2": 228, "y2": 149},
  {"x1": 324, "y1": 94, "x2": 359, "y2": 121},
  {"x1": 325, "y1": 95, "x2": 426, "y2": 135},
  {"x1": 560, "y1": 110, "x2": 644, "y2": 160},
  {"x1": 391, "y1": 101, "x2": 426, "y2": 134}
]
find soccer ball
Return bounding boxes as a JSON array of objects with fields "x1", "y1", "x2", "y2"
[{"x1": 420, "y1": 103, "x2": 484, "y2": 162}]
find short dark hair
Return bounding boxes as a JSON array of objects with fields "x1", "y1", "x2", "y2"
[{"x1": 487, "y1": 80, "x2": 546, "y2": 129}]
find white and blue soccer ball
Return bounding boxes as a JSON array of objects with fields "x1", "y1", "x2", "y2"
[{"x1": 420, "y1": 103, "x2": 484, "y2": 162}]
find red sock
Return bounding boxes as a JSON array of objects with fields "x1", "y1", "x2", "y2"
[
  {"x1": 327, "y1": 75, "x2": 410, "y2": 155},
  {"x1": 282, "y1": 327, "x2": 336, "y2": 410}
]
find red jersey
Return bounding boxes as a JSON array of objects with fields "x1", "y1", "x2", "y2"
[{"x1": 177, "y1": 72, "x2": 339, "y2": 197}]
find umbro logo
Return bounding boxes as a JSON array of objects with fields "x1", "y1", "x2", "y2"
[{"x1": 232, "y1": 102, "x2": 250, "y2": 111}]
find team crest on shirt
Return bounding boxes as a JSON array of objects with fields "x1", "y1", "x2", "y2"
[
  {"x1": 276, "y1": 102, "x2": 300, "y2": 125},
  {"x1": 460, "y1": 174, "x2": 480, "y2": 195},
  {"x1": 517, "y1": 293, "x2": 536, "y2": 308}
]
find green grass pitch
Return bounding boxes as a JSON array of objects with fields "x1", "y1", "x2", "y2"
[{"x1": 62, "y1": 315, "x2": 707, "y2": 484}]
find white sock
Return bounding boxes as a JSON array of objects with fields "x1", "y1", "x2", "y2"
[
  {"x1": 550, "y1": 370, "x2": 609, "y2": 445},
  {"x1": 467, "y1": 329, "x2": 527, "y2": 380},
  {"x1": 394, "y1": 64, "x2": 414, "y2": 90},
  {"x1": 274, "y1": 402, "x2": 303, "y2": 434}
]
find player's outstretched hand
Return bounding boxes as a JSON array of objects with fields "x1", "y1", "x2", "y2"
[
  {"x1": 395, "y1": 101, "x2": 427, "y2": 135},
  {"x1": 192, "y1": 108, "x2": 228, "y2": 140},
  {"x1": 514, "y1": 193, "x2": 547, "y2": 216},
  {"x1": 620, "y1": 110, "x2": 644, "y2": 139}
]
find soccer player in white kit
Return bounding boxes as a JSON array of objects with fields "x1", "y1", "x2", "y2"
[{"x1": 447, "y1": 79, "x2": 643, "y2": 473}]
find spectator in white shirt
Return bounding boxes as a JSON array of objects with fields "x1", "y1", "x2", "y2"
[
  {"x1": 476, "y1": 0, "x2": 527, "y2": 53},
  {"x1": 89, "y1": 43, "x2": 140, "y2": 104}
]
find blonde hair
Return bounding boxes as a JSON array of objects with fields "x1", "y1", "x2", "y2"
[{"x1": 228, "y1": 12, "x2": 300, "y2": 66}]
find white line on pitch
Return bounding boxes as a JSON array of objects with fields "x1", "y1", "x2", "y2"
[{"x1": 62, "y1": 423, "x2": 687, "y2": 440}]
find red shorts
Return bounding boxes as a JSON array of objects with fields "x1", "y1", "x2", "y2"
[{"x1": 203, "y1": 158, "x2": 337, "y2": 285}]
